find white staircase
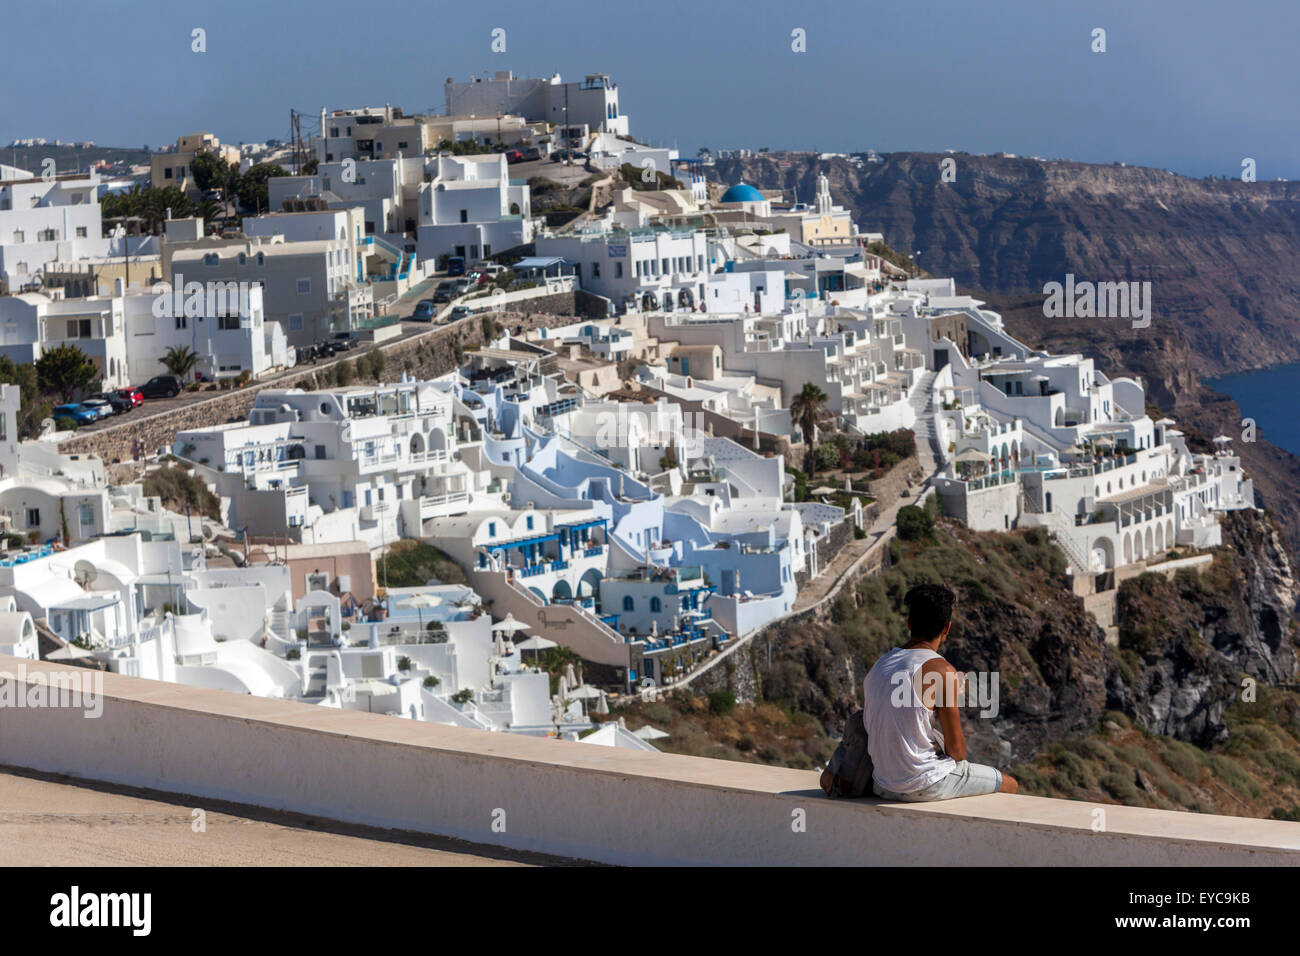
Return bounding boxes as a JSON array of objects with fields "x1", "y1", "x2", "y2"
[
  {"x1": 907, "y1": 371, "x2": 940, "y2": 472},
  {"x1": 268, "y1": 607, "x2": 293, "y2": 642}
]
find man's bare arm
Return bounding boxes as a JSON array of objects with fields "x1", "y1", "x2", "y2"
[{"x1": 921, "y1": 658, "x2": 966, "y2": 761}]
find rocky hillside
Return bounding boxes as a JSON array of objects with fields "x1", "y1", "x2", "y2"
[
  {"x1": 714, "y1": 151, "x2": 1300, "y2": 551},
  {"x1": 614, "y1": 509, "x2": 1300, "y2": 818}
]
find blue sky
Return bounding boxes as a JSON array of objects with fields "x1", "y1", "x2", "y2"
[{"x1": 5, "y1": 0, "x2": 1298, "y2": 178}]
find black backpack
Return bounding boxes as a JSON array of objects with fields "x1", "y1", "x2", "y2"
[{"x1": 819, "y1": 709, "x2": 876, "y2": 798}]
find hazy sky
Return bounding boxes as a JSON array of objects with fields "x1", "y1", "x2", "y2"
[{"x1": 5, "y1": 0, "x2": 1298, "y2": 178}]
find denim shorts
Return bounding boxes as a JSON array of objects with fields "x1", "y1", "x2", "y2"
[{"x1": 874, "y1": 760, "x2": 1002, "y2": 802}]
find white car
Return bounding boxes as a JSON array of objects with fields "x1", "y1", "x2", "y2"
[{"x1": 80, "y1": 398, "x2": 115, "y2": 419}]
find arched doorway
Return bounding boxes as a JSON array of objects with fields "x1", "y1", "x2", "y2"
[
  {"x1": 551, "y1": 579, "x2": 573, "y2": 603},
  {"x1": 577, "y1": 568, "x2": 602, "y2": 600}
]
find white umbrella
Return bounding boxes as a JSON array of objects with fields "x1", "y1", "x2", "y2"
[
  {"x1": 650, "y1": 620, "x2": 658, "y2": 638},
  {"x1": 514, "y1": 635, "x2": 557, "y2": 651},
  {"x1": 398, "y1": 593, "x2": 442, "y2": 632},
  {"x1": 515, "y1": 633, "x2": 557, "y2": 665},
  {"x1": 564, "y1": 662, "x2": 577, "y2": 685},
  {"x1": 595, "y1": 690, "x2": 609, "y2": 715},
  {"x1": 632, "y1": 724, "x2": 670, "y2": 740},
  {"x1": 492, "y1": 614, "x2": 531, "y2": 635},
  {"x1": 493, "y1": 633, "x2": 507, "y2": 657},
  {"x1": 568, "y1": 684, "x2": 602, "y2": 699},
  {"x1": 558, "y1": 675, "x2": 570, "y2": 700}
]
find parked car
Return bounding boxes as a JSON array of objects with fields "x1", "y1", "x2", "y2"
[
  {"x1": 446, "y1": 256, "x2": 466, "y2": 277},
  {"x1": 412, "y1": 299, "x2": 437, "y2": 322},
  {"x1": 80, "y1": 398, "x2": 115, "y2": 419},
  {"x1": 432, "y1": 289, "x2": 453, "y2": 304},
  {"x1": 480, "y1": 263, "x2": 506, "y2": 278},
  {"x1": 450, "y1": 278, "x2": 472, "y2": 295},
  {"x1": 53, "y1": 403, "x2": 98, "y2": 426},
  {"x1": 505, "y1": 149, "x2": 526, "y2": 164},
  {"x1": 449, "y1": 305, "x2": 472, "y2": 320},
  {"x1": 106, "y1": 392, "x2": 135, "y2": 414},
  {"x1": 331, "y1": 331, "x2": 359, "y2": 351},
  {"x1": 139, "y1": 375, "x2": 183, "y2": 399},
  {"x1": 116, "y1": 387, "x2": 143, "y2": 409}
]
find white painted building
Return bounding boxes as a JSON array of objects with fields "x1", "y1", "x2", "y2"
[
  {"x1": 0, "y1": 171, "x2": 113, "y2": 290},
  {"x1": 445, "y1": 71, "x2": 629, "y2": 137},
  {"x1": 536, "y1": 227, "x2": 712, "y2": 314},
  {"x1": 169, "y1": 236, "x2": 370, "y2": 348},
  {"x1": 416, "y1": 154, "x2": 532, "y2": 262},
  {"x1": 173, "y1": 380, "x2": 496, "y2": 550}
]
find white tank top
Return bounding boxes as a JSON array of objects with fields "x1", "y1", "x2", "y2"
[{"x1": 864, "y1": 646, "x2": 956, "y2": 793}]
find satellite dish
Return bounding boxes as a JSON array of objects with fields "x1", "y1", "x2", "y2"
[{"x1": 73, "y1": 560, "x2": 98, "y2": 589}]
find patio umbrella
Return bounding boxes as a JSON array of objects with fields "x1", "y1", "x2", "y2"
[
  {"x1": 595, "y1": 690, "x2": 609, "y2": 715},
  {"x1": 514, "y1": 635, "x2": 557, "y2": 651},
  {"x1": 398, "y1": 593, "x2": 442, "y2": 632},
  {"x1": 564, "y1": 662, "x2": 577, "y2": 685},
  {"x1": 492, "y1": 614, "x2": 531, "y2": 635},
  {"x1": 558, "y1": 675, "x2": 570, "y2": 700},
  {"x1": 515, "y1": 633, "x2": 558, "y2": 665},
  {"x1": 568, "y1": 684, "x2": 602, "y2": 699},
  {"x1": 493, "y1": 633, "x2": 507, "y2": 657},
  {"x1": 954, "y1": 448, "x2": 987, "y2": 463}
]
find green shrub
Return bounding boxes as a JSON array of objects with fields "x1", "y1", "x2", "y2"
[
  {"x1": 896, "y1": 505, "x2": 933, "y2": 541},
  {"x1": 708, "y1": 690, "x2": 737, "y2": 716}
]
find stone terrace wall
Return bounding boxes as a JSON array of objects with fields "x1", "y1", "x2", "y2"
[{"x1": 57, "y1": 302, "x2": 588, "y2": 463}]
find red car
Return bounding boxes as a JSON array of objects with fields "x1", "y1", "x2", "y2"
[{"x1": 117, "y1": 387, "x2": 143, "y2": 409}]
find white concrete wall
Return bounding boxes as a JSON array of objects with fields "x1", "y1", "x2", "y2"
[{"x1": 1, "y1": 656, "x2": 1296, "y2": 865}]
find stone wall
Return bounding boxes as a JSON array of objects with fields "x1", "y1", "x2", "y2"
[{"x1": 57, "y1": 300, "x2": 586, "y2": 463}]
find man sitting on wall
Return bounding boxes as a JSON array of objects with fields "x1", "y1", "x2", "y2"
[{"x1": 863, "y1": 583, "x2": 1017, "y2": 801}]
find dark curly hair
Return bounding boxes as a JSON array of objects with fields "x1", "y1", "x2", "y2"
[{"x1": 904, "y1": 583, "x2": 955, "y2": 641}]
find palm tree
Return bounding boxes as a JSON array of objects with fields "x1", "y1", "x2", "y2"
[
  {"x1": 790, "y1": 382, "x2": 831, "y2": 473},
  {"x1": 161, "y1": 345, "x2": 200, "y2": 381}
]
